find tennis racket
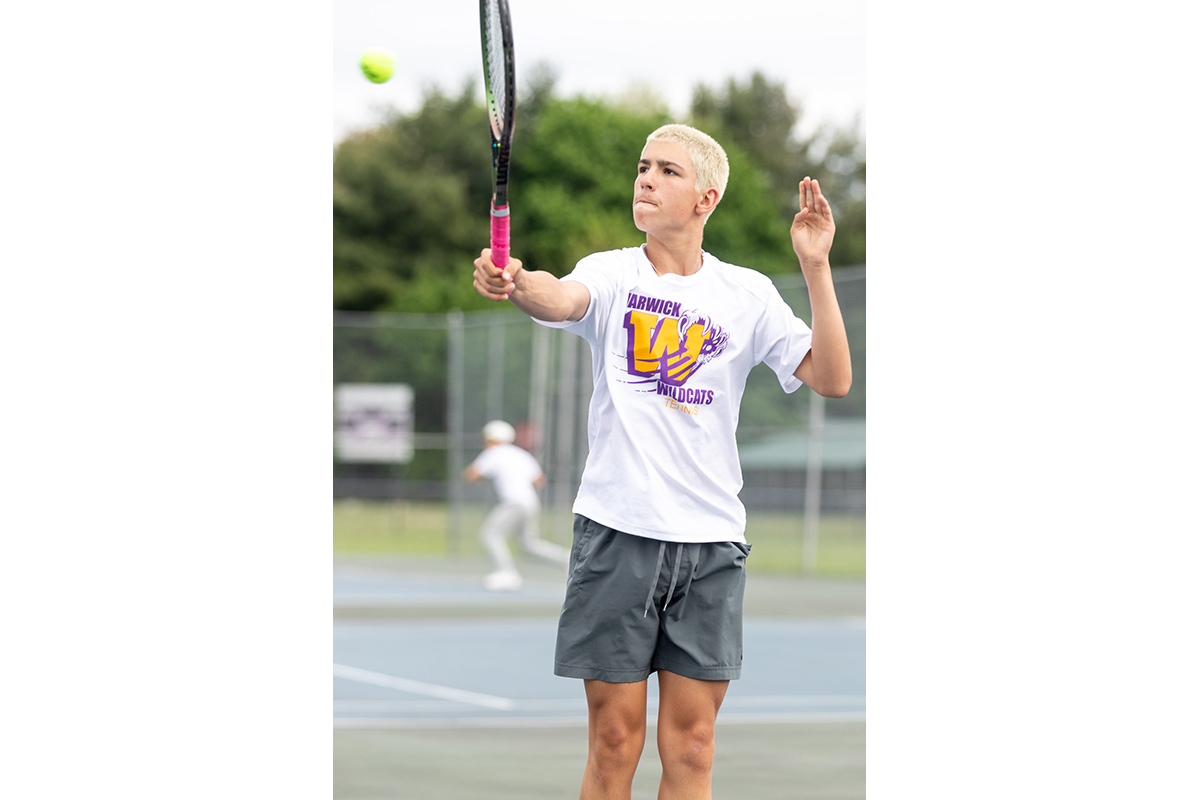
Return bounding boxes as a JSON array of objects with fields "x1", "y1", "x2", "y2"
[{"x1": 479, "y1": 0, "x2": 516, "y2": 272}]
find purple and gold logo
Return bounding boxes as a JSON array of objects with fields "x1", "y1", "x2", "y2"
[{"x1": 619, "y1": 292, "x2": 729, "y2": 408}]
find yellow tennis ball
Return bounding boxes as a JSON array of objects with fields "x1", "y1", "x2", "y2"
[{"x1": 359, "y1": 48, "x2": 394, "y2": 84}]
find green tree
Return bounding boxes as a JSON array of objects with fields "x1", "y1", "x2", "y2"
[
  {"x1": 510, "y1": 95, "x2": 668, "y2": 275},
  {"x1": 333, "y1": 82, "x2": 496, "y2": 313},
  {"x1": 690, "y1": 72, "x2": 865, "y2": 268},
  {"x1": 332, "y1": 73, "x2": 866, "y2": 312},
  {"x1": 511, "y1": 94, "x2": 794, "y2": 277}
]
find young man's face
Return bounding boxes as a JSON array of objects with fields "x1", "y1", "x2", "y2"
[{"x1": 632, "y1": 140, "x2": 707, "y2": 235}]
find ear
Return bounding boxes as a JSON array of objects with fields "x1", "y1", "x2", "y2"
[{"x1": 695, "y1": 187, "x2": 720, "y2": 216}]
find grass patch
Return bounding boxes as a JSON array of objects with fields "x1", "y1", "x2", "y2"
[
  {"x1": 333, "y1": 500, "x2": 463, "y2": 555},
  {"x1": 334, "y1": 500, "x2": 864, "y2": 579},
  {"x1": 744, "y1": 512, "x2": 866, "y2": 578}
]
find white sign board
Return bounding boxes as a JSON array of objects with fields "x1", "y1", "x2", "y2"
[{"x1": 334, "y1": 384, "x2": 414, "y2": 463}]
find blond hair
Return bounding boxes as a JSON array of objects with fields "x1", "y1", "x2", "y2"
[{"x1": 645, "y1": 124, "x2": 729, "y2": 218}]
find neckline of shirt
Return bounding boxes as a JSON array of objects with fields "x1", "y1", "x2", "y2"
[{"x1": 638, "y1": 244, "x2": 713, "y2": 283}]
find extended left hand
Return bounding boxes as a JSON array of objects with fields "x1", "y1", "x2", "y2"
[{"x1": 790, "y1": 177, "x2": 836, "y2": 271}]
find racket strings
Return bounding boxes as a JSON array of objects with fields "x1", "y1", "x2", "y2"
[{"x1": 483, "y1": 1, "x2": 509, "y2": 133}]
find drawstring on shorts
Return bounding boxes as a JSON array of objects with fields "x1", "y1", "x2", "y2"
[{"x1": 643, "y1": 542, "x2": 685, "y2": 618}]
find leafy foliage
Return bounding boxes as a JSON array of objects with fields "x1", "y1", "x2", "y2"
[
  {"x1": 333, "y1": 72, "x2": 865, "y2": 312},
  {"x1": 691, "y1": 72, "x2": 866, "y2": 267},
  {"x1": 511, "y1": 96, "x2": 667, "y2": 275},
  {"x1": 333, "y1": 83, "x2": 494, "y2": 312}
]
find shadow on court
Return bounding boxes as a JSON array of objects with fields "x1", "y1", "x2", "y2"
[{"x1": 333, "y1": 554, "x2": 865, "y2": 799}]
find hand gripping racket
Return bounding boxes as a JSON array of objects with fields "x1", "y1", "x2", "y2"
[{"x1": 480, "y1": 0, "x2": 516, "y2": 272}]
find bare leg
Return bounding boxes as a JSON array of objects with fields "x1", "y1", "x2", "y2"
[
  {"x1": 580, "y1": 679, "x2": 648, "y2": 800},
  {"x1": 655, "y1": 670, "x2": 729, "y2": 800}
]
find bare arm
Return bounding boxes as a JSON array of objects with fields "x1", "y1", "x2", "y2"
[
  {"x1": 472, "y1": 249, "x2": 590, "y2": 323},
  {"x1": 462, "y1": 464, "x2": 483, "y2": 482},
  {"x1": 790, "y1": 178, "x2": 853, "y2": 398}
]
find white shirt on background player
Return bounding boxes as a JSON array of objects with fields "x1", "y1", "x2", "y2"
[{"x1": 469, "y1": 443, "x2": 543, "y2": 509}]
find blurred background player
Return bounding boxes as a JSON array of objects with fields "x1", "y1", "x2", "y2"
[{"x1": 462, "y1": 420, "x2": 569, "y2": 590}]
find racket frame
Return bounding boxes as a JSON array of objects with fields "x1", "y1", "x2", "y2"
[{"x1": 480, "y1": 0, "x2": 516, "y2": 270}]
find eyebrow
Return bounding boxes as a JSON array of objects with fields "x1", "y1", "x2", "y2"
[{"x1": 639, "y1": 158, "x2": 686, "y2": 172}]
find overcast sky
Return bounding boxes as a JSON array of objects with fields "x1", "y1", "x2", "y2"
[{"x1": 333, "y1": 0, "x2": 865, "y2": 146}]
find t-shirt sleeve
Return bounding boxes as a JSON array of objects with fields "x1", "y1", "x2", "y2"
[
  {"x1": 469, "y1": 448, "x2": 496, "y2": 477},
  {"x1": 533, "y1": 252, "x2": 620, "y2": 345},
  {"x1": 754, "y1": 282, "x2": 813, "y2": 393},
  {"x1": 522, "y1": 450, "x2": 544, "y2": 482}
]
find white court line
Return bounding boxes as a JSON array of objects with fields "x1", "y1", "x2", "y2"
[
  {"x1": 332, "y1": 663, "x2": 515, "y2": 710},
  {"x1": 332, "y1": 696, "x2": 865, "y2": 714},
  {"x1": 723, "y1": 695, "x2": 865, "y2": 708},
  {"x1": 332, "y1": 711, "x2": 866, "y2": 729}
]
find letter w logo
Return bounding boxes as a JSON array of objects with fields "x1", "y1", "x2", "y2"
[{"x1": 623, "y1": 309, "x2": 728, "y2": 386}]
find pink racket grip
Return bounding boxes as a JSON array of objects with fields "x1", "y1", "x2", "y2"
[{"x1": 490, "y1": 203, "x2": 511, "y2": 273}]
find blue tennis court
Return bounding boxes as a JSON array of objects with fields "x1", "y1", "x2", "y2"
[{"x1": 333, "y1": 562, "x2": 864, "y2": 729}]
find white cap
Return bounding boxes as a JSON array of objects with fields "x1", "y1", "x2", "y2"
[{"x1": 482, "y1": 420, "x2": 516, "y2": 444}]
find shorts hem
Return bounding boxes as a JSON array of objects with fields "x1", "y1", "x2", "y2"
[
  {"x1": 553, "y1": 662, "x2": 652, "y2": 683},
  {"x1": 651, "y1": 658, "x2": 742, "y2": 682}
]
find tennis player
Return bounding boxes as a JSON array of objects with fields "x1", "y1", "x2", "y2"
[
  {"x1": 471, "y1": 124, "x2": 851, "y2": 799},
  {"x1": 462, "y1": 419, "x2": 568, "y2": 590}
]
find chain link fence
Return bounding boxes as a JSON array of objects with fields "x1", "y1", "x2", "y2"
[{"x1": 334, "y1": 267, "x2": 865, "y2": 556}]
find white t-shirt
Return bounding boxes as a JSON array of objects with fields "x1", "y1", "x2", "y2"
[
  {"x1": 536, "y1": 245, "x2": 813, "y2": 543},
  {"x1": 469, "y1": 443, "x2": 543, "y2": 508}
]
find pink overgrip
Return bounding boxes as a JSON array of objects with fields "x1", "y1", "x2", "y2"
[{"x1": 490, "y1": 202, "x2": 510, "y2": 273}]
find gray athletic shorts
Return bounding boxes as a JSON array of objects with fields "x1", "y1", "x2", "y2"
[{"x1": 554, "y1": 514, "x2": 751, "y2": 683}]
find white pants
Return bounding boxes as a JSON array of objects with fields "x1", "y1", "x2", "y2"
[{"x1": 480, "y1": 502, "x2": 569, "y2": 573}]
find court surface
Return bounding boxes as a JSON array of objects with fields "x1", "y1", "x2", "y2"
[{"x1": 333, "y1": 555, "x2": 865, "y2": 799}]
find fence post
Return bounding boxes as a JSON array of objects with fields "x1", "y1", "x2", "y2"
[
  {"x1": 575, "y1": 337, "x2": 591, "y2": 508},
  {"x1": 487, "y1": 313, "x2": 505, "y2": 422},
  {"x1": 528, "y1": 322, "x2": 550, "y2": 466},
  {"x1": 446, "y1": 308, "x2": 465, "y2": 555},
  {"x1": 802, "y1": 393, "x2": 826, "y2": 574},
  {"x1": 554, "y1": 331, "x2": 577, "y2": 539}
]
